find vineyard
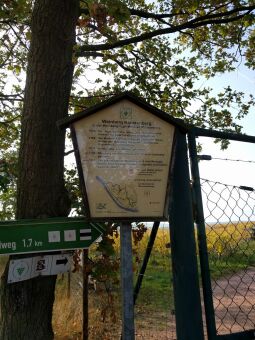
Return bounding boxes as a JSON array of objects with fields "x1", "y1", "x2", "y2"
[
  {"x1": 53, "y1": 221, "x2": 255, "y2": 338},
  {"x1": 0, "y1": 221, "x2": 254, "y2": 339}
]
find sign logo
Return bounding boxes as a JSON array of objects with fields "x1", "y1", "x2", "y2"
[
  {"x1": 64, "y1": 230, "x2": 76, "y2": 242},
  {"x1": 9, "y1": 259, "x2": 31, "y2": 283},
  {"x1": 120, "y1": 107, "x2": 132, "y2": 120},
  {"x1": 96, "y1": 203, "x2": 106, "y2": 210},
  {"x1": 80, "y1": 229, "x2": 92, "y2": 241},
  {"x1": 17, "y1": 267, "x2": 25, "y2": 276},
  {"x1": 36, "y1": 259, "x2": 46, "y2": 272},
  {"x1": 48, "y1": 230, "x2": 60, "y2": 243}
]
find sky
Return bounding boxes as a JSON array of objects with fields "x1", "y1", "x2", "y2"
[
  {"x1": 197, "y1": 65, "x2": 255, "y2": 188},
  {"x1": 194, "y1": 65, "x2": 255, "y2": 223},
  {"x1": 66, "y1": 63, "x2": 255, "y2": 224}
]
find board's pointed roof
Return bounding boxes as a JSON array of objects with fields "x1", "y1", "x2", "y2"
[{"x1": 58, "y1": 91, "x2": 187, "y2": 131}]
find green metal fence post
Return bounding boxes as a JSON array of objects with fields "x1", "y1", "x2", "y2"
[
  {"x1": 188, "y1": 129, "x2": 217, "y2": 340},
  {"x1": 169, "y1": 129, "x2": 204, "y2": 340}
]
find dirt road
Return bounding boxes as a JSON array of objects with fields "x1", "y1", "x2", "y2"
[{"x1": 211, "y1": 267, "x2": 255, "y2": 335}]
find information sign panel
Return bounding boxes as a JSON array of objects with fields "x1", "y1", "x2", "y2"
[
  {"x1": 73, "y1": 98, "x2": 175, "y2": 220},
  {"x1": 8, "y1": 253, "x2": 73, "y2": 283},
  {"x1": 0, "y1": 217, "x2": 103, "y2": 255}
]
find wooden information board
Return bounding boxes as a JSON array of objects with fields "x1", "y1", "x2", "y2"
[{"x1": 73, "y1": 99, "x2": 175, "y2": 220}]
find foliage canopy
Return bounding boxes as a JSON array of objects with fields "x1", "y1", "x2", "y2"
[
  {"x1": 0, "y1": 1, "x2": 255, "y2": 336},
  {"x1": 0, "y1": 0, "x2": 255, "y2": 214}
]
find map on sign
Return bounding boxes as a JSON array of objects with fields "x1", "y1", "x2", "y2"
[{"x1": 96, "y1": 176, "x2": 138, "y2": 212}]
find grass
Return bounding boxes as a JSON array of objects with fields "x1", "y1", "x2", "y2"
[
  {"x1": 206, "y1": 222, "x2": 255, "y2": 280},
  {"x1": 134, "y1": 255, "x2": 174, "y2": 311},
  {"x1": 0, "y1": 256, "x2": 8, "y2": 276}
]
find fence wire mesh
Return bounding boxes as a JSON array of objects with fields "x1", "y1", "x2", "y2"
[{"x1": 200, "y1": 178, "x2": 255, "y2": 336}]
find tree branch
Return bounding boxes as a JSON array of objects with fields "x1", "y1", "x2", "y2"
[
  {"x1": 75, "y1": 50, "x2": 137, "y2": 73},
  {"x1": 77, "y1": 51, "x2": 105, "y2": 58},
  {"x1": 64, "y1": 149, "x2": 74, "y2": 156},
  {"x1": 76, "y1": 5, "x2": 255, "y2": 54},
  {"x1": 129, "y1": 2, "x2": 240, "y2": 20},
  {"x1": 128, "y1": 8, "x2": 182, "y2": 20},
  {"x1": 113, "y1": 58, "x2": 136, "y2": 73},
  {"x1": 0, "y1": 115, "x2": 21, "y2": 127},
  {"x1": 0, "y1": 93, "x2": 24, "y2": 101},
  {"x1": 0, "y1": 19, "x2": 30, "y2": 26},
  {"x1": 8, "y1": 23, "x2": 29, "y2": 51}
]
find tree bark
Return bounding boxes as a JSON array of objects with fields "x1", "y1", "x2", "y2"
[{"x1": 0, "y1": 1, "x2": 79, "y2": 339}]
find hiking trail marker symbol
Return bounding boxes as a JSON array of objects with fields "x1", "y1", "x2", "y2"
[{"x1": 8, "y1": 253, "x2": 74, "y2": 283}]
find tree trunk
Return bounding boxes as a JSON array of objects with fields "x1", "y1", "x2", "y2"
[{"x1": 0, "y1": 1, "x2": 79, "y2": 339}]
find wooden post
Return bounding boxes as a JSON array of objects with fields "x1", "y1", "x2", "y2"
[
  {"x1": 120, "y1": 222, "x2": 135, "y2": 340},
  {"x1": 169, "y1": 129, "x2": 204, "y2": 340},
  {"x1": 67, "y1": 272, "x2": 71, "y2": 299}
]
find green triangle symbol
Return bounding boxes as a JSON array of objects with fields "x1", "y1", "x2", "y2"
[{"x1": 17, "y1": 267, "x2": 25, "y2": 276}]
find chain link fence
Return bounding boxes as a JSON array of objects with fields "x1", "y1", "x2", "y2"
[{"x1": 201, "y1": 178, "x2": 255, "y2": 335}]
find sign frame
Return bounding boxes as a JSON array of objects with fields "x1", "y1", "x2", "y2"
[{"x1": 58, "y1": 92, "x2": 187, "y2": 222}]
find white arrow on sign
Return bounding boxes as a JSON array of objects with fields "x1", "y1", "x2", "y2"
[{"x1": 8, "y1": 253, "x2": 72, "y2": 283}]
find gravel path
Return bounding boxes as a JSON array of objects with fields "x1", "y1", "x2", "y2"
[{"x1": 211, "y1": 267, "x2": 255, "y2": 335}]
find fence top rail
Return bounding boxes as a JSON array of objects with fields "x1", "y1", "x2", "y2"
[{"x1": 191, "y1": 127, "x2": 255, "y2": 144}]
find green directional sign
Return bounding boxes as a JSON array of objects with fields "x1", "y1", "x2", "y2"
[{"x1": 0, "y1": 217, "x2": 104, "y2": 255}]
